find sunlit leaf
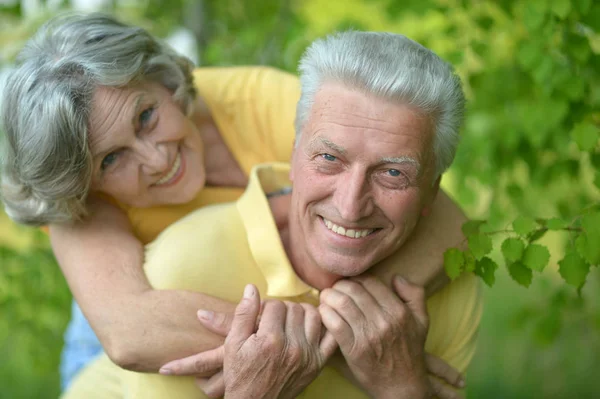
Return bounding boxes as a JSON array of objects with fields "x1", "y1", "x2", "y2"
[
  {"x1": 558, "y1": 251, "x2": 590, "y2": 287},
  {"x1": 513, "y1": 216, "x2": 538, "y2": 236},
  {"x1": 522, "y1": 244, "x2": 551, "y2": 272},
  {"x1": 501, "y1": 237, "x2": 525, "y2": 263},
  {"x1": 444, "y1": 248, "x2": 465, "y2": 280},
  {"x1": 468, "y1": 234, "x2": 493, "y2": 260}
]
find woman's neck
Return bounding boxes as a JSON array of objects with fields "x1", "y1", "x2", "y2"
[{"x1": 191, "y1": 100, "x2": 248, "y2": 188}]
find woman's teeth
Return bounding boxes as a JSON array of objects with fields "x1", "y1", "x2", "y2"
[{"x1": 155, "y1": 152, "x2": 181, "y2": 186}]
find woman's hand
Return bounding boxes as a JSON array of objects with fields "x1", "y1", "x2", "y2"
[{"x1": 222, "y1": 285, "x2": 338, "y2": 399}]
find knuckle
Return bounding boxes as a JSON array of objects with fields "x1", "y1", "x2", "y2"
[{"x1": 262, "y1": 332, "x2": 284, "y2": 350}]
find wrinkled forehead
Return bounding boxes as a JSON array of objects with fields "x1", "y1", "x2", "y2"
[{"x1": 301, "y1": 83, "x2": 436, "y2": 165}]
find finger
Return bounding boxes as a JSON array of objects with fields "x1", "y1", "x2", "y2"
[
  {"x1": 226, "y1": 284, "x2": 261, "y2": 352},
  {"x1": 320, "y1": 288, "x2": 365, "y2": 328},
  {"x1": 351, "y1": 274, "x2": 400, "y2": 308},
  {"x1": 392, "y1": 275, "x2": 429, "y2": 328},
  {"x1": 428, "y1": 375, "x2": 464, "y2": 399},
  {"x1": 197, "y1": 309, "x2": 233, "y2": 337},
  {"x1": 425, "y1": 353, "x2": 465, "y2": 388},
  {"x1": 159, "y1": 346, "x2": 224, "y2": 376},
  {"x1": 196, "y1": 370, "x2": 225, "y2": 399},
  {"x1": 284, "y1": 301, "x2": 305, "y2": 339},
  {"x1": 330, "y1": 279, "x2": 380, "y2": 317},
  {"x1": 301, "y1": 303, "x2": 322, "y2": 345},
  {"x1": 257, "y1": 300, "x2": 287, "y2": 335},
  {"x1": 319, "y1": 330, "x2": 339, "y2": 361},
  {"x1": 319, "y1": 303, "x2": 354, "y2": 352}
]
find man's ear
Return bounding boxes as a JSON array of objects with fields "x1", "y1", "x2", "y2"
[{"x1": 421, "y1": 175, "x2": 442, "y2": 217}]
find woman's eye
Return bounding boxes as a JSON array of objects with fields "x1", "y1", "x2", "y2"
[
  {"x1": 321, "y1": 153, "x2": 337, "y2": 162},
  {"x1": 101, "y1": 152, "x2": 119, "y2": 171},
  {"x1": 139, "y1": 107, "x2": 154, "y2": 127},
  {"x1": 388, "y1": 169, "x2": 401, "y2": 177}
]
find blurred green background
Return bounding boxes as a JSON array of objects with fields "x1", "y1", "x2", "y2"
[{"x1": 1, "y1": 0, "x2": 599, "y2": 398}]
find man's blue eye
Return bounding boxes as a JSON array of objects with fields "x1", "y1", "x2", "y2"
[
  {"x1": 322, "y1": 154, "x2": 336, "y2": 162},
  {"x1": 139, "y1": 107, "x2": 154, "y2": 126},
  {"x1": 388, "y1": 169, "x2": 401, "y2": 177},
  {"x1": 101, "y1": 152, "x2": 118, "y2": 170}
]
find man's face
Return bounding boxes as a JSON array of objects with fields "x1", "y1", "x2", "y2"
[{"x1": 289, "y1": 82, "x2": 439, "y2": 281}]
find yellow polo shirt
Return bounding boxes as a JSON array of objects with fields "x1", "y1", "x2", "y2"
[{"x1": 103, "y1": 163, "x2": 481, "y2": 398}]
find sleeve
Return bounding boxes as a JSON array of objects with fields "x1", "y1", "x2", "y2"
[
  {"x1": 247, "y1": 66, "x2": 301, "y2": 163},
  {"x1": 424, "y1": 272, "x2": 484, "y2": 374}
]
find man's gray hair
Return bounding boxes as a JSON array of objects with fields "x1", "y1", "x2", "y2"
[
  {"x1": 295, "y1": 31, "x2": 465, "y2": 180},
  {"x1": 0, "y1": 13, "x2": 197, "y2": 225}
]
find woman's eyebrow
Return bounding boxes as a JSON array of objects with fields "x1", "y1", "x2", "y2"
[{"x1": 130, "y1": 94, "x2": 146, "y2": 127}]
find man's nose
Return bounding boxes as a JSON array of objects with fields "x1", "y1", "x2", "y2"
[
  {"x1": 134, "y1": 139, "x2": 169, "y2": 175},
  {"x1": 332, "y1": 168, "x2": 373, "y2": 222}
]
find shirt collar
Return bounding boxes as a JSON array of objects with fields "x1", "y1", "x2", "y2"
[{"x1": 236, "y1": 163, "x2": 313, "y2": 298}]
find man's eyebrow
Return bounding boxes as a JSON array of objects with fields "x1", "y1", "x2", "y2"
[
  {"x1": 380, "y1": 156, "x2": 421, "y2": 173},
  {"x1": 308, "y1": 136, "x2": 347, "y2": 155}
]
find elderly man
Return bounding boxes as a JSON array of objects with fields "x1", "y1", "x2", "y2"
[{"x1": 63, "y1": 31, "x2": 481, "y2": 399}]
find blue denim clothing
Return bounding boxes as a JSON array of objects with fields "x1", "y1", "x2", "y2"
[{"x1": 60, "y1": 300, "x2": 103, "y2": 390}]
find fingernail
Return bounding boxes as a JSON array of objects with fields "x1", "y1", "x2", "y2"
[
  {"x1": 395, "y1": 275, "x2": 406, "y2": 284},
  {"x1": 243, "y1": 284, "x2": 254, "y2": 298},
  {"x1": 159, "y1": 367, "x2": 172, "y2": 375},
  {"x1": 197, "y1": 310, "x2": 213, "y2": 321},
  {"x1": 458, "y1": 377, "x2": 466, "y2": 388}
]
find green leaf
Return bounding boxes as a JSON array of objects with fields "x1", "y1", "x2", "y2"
[
  {"x1": 444, "y1": 248, "x2": 465, "y2": 280},
  {"x1": 522, "y1": 244, "x2": 551, "y2": 272},
  {"x1": 508, "y1": 261, "x2": 533, "y2": 288},
  {"x1": 574, "y1": 0, "x2": 591, "y2": 13},
  {"x1": 576, "y1": 233, "x2": 600, "y2": 265},
  {"x1": 468, "y1": 234, "x2": 493, "y2": 260},
  {"x1": 464, "y1": 252, "x2": 476, "y2": 273},
  {"x1": 558, "y1": 252, "x2": 591, "y2": 287},
  {"x1": 546, "y1": 218, "x2": 568, "y2": 230},
  {"x1": 513, "y1": 216, "x2": 538, "y2": 236},
  {"x1": 527, "y1": 228, "x2": 548, "y2": 243},
  {"x1": 474, "y1": 257, "x2": 498, "y2": 287},
  {"x1": 571, "y1": 122, "x2": 599, "y2": 152},
  {"x1": 581, "y1": 212, "x2": 600, "y2": 237},
  {"x1": 551, "y1": 0, "x2": 571, "y2": 18},
  {"x1": 595, "y1": 172, "x2": 600, "y2": 190},
  {"x1": 461, "y1": 220, "x2": 485, "y2": 237},
  {"x1": 501, "y1": 237, "x2": 525, "y2": 263}
]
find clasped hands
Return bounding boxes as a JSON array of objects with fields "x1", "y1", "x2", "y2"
[{"x1": 160, "y1": 276, "x2": 465, "y2": 399}]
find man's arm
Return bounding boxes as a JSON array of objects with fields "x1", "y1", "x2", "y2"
[{"x1": 50, "y1": 198, "x2": 232, "y2": 372}]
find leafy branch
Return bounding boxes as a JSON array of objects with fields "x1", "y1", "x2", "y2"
[{"x1": 444, "y1": 208, "x2": 600, "y2": 289}]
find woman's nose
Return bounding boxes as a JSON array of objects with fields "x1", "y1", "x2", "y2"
[{"x1": 135, "y1": 140, "x2": 169, "y2": 175}]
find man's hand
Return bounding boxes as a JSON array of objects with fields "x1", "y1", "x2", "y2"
[
  {"x1": 223, "y1": 284, "x2": 337, "y2": 399},
  {"x1": 319, "y1": 275, "x2": 430, "y2": 399}
]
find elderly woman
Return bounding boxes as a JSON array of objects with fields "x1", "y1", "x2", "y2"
[{"x1": 0, "y1": 13, "x2": 470, "y2": 394}]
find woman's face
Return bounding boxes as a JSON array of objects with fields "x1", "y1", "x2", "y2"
[{"x1": 88, "y1": 83, "x2": 206, "y2": 207}]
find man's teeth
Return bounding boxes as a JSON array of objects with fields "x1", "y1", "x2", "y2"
[
  {"x1": 323, "y1": 218, "x2": 374, "y2": 238},
  {"x1": 155, "y1": 152, "x2": 181, "y2": 185}
]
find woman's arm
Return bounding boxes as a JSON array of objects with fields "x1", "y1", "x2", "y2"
[
  {"x1": 50, "y1": 197, "x2": 232, "y2": 372},
  {"x1": 371, "y1": 189, "x2": 468, "y2": 295}
]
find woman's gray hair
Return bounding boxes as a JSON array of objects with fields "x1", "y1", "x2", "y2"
[
  {"x1": 0, "y1": 13, "x2": 197, "y2": 225},
  {"x1": 295, "y1": 31, "x2": 465, "y2": 181}
]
